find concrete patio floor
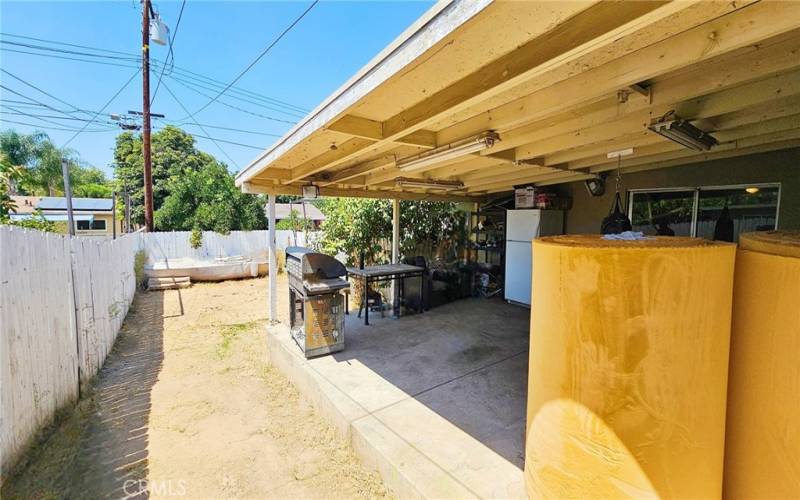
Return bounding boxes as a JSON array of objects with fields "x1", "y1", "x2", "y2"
[{"x1": 266, "y1": 297, "x2": 530, "y2": 499}]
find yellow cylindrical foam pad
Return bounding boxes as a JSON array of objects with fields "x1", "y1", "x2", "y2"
[
  {"x1": 525, "y1": 235, "x2": 736, "y2": 499},
  {"x1": 724, "y1": 231, "x2": 800, "y2": 498}
]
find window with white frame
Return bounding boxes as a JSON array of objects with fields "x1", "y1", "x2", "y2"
[{"x1": 628, "y1": 184, "x2": 780, "y2": 242}]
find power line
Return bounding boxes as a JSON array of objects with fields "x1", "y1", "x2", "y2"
[
  {"x1": 1, "y1": 47, "x2": 306, "y2": 118},
  {"x1": 0, "y1": 32, "x2": 139, "y2": 57},
  {"x1": 0, "y1": 40, "x2": 140, "y2": 62},
  {"x1": 168, "y1": 75, "x2": 297, "y2": 125},
  {"x1": 61, "y1": 68, "x2": 141, "y2": 148},
  {"x1": 151, "y1": 0, "x2": 186, "y2": 106},
  {"x1": 2, "y1": 106, "x2": 104, "y2": 129},
  {"x1": 152, "y1": 126, "x2": 264, "y2": 150},
  {"x1": 0, "y1": 98, "x2": 282, "y2": 138},
  {"x1": 1, "y1": 32, "x2": 310, "y2": 114},
  {"x1": 183, "y1": 0, "x2": 318, "y2": 120},
  {"x1": 164, "y1": 62, "x2": 309, "y2": 114},
  {"x1": 1, "y1": 109, "x2": 118, "y2": 127},
  {"x1": 0, "y1": 100, "x2": 84, "y2": 114},
  {"x1": 0, "y1": 118, "x2": 117, "y2": 133},
  {"x1": 154, "y1": 117, "x2": 281, "y2": 137},
  {"x1": 0, "y1": 85, "x2": 88, "y2": 117},
  {"x1": 1, "y1": 68, "x2": 97, "y2": 118},
  {"x1": 160, "y1": 81, "x2": 240, "y2": 167},
  {"x1": 0, "y1": 47, "x2": 141, "y2": 69},
  {"x1": 0, "y1": 87, "x2": 119, "y2": 129},
  {"x1": 168, "y1": 73, "x2": 303, "y2": 119}
]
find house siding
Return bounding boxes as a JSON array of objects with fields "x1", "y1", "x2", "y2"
[{"x1": 558, "y1": 148, "x2": 800, "y2": 235}]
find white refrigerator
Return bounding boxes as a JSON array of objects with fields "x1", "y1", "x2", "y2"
[{"x1": 504, "y1": 209, "x2": 563, "y2": 305}]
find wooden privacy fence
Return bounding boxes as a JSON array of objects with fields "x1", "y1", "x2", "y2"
[
  {"x1": 0, "y1": 227, "x2": 143, "y2": 480},
  {"x1": 0, "y1": 228, "x2": 323, "y2": 479}
]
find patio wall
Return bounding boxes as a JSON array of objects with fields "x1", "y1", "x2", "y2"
[
  {"x1": 558, "y1": 148, "x2": 800, "y2": 234},
  {"x1": 0, "y1": 227, "x2": 143, "y2": 481}
]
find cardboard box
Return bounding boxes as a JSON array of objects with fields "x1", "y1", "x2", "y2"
[{"x1": 515, "y1": 187, "x2": 535, "y2": 208}]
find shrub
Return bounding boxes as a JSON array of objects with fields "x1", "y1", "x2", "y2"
[
  {"x1": 189, "y1": 226, "x2": 203, "y2": 249},
  {"x1": 133, "y1": 250, "x2": 147, "y2": 288}
]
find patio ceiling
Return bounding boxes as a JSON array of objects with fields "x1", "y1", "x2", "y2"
[{"x1": 235, "y1": 0, "x2": 800, "y2": 202}]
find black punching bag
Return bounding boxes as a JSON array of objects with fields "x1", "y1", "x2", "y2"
[{"x1": 601, "y1": 192, "x2": 632, "y2": 235}]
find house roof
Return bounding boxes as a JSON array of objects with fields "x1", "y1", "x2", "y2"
[
  {"x1": 275, "y1": 203, "x2": 325, "y2": 221},
  {"x1": 10, "y1": 213, "x2": 94, "y2": 222},
  {"x1": 236, "y1": 1, "x2": 800, "y2": 201},
  {"x1": 37, "y1": 197, "x2": 113, "y2": 211},
  {"x1": 10, "y1": 196, "x2": 41, "y2": 214}
]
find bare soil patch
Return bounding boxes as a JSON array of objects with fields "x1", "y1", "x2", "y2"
[{"x1": 3, "y1": 275, "x2": 390, "y2": 499}]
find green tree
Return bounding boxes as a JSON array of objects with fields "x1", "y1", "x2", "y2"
[
  {"x1": 1, "y1": 129, "x2": 112, "y2": 197},
  {"x1": 275, "y1": 209, "x2": 314, "y2": 231},
  {"x1": 319, "y1": 198, "x2": 467, "y2": 265},
  {"x1": 1, "y1": 151, "x2": 22, "y2": 218},
  {"x1": 71, "y1": 166, "x2": 113, "y2": 198},
  {"x1": 318, "y1": 198, "x2": 392, "y2": 265},
  {"x1": 399, "y1": 201, "x2": 467, "y2": 263},
  {"x1": 114, "y1": 125, "x2": 244, "y2": 227},
  {"x1": 154, "y1": 160, "x2": 265, "y2": 233}
]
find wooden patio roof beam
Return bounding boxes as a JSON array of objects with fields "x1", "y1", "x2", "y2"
[
  {"x1": 317, "y1": 155, "x2": 397, "y2": 186},
  {"x1": 242, "y1": 181, "x2": 485, "y2": 203},
  {"x1": 468, "y1": 33, "x2": 800, "y2": 158},
  {"x1": 507, "y1": 41, "x2": 800, "y2": 163},
  {"x1": 285, "y1": 0, "x2": 680, "y2": 183},
  {"x1": 522, "y1": 137, "x2": 800, "y2": 192},
  {"x1": 465, "y1": 1, "x2": 800, "y2": 146},
  {"x1": 470, "y1": 128, "x2": 800, "y2": 192},
  {"x1": 326, "y1": 115, "x2": 437, "y2": 149},
  {"x1": 424, "y1": 72, "x2": 800, "y2": 186},
  {"x1": 296, "y1": 0, "x2": 784, "y2": 186}
]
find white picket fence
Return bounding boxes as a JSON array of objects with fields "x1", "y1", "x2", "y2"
[
  {"x1": 143, "y1": 230, "x2": 320, "y2": 263},
  {"x1": 0, "y1": 226, "x2": 143, "y2": 479}
]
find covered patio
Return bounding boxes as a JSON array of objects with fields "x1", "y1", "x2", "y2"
[
  {"x1": 266, "y1": 298, "x2": 529, "y2": 498},
  {"x1": 237, "y1": 0, "x2": 800, "y2": 497}
]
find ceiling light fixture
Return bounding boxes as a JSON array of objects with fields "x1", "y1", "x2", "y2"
[
  {"x1": 395, "y1": 177, "x2": 465, "y2": 191},
  {"x1": 584, "y1": 175, "x2": 606, "y2": 197},
  {"x1": 745, "y1": 187, "x2": 760, "y2": 194},
  {"x1": 302, "y1": 185, "x2": 320, "y2": 199},
  {"x1": 648, "y1": 112, "x2": 718, "y2": 151},
  {"x1": 396, "y1": 131, "x2": 499, "y2": 172}
]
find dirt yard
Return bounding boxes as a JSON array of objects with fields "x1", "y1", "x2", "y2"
[{"x1": 3, "y1": 275, "x2": 390, "y2": 499}]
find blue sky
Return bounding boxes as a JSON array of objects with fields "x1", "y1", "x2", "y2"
[{"x1": 0, "y1": 1, "x2": 433, "y2": 176}]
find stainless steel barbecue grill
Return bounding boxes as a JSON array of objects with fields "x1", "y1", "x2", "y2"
[{"x1": 286, "y1": 247, "x2": 349, "y2": 358}]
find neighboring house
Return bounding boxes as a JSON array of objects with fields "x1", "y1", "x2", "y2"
[
  {"x1": 9, "y1": 196, "x2": 121, "y2": 236},
  {"x1": 274, "y1": 203, "x2": 325, "y2": 229},
  {"x1": 10, "y1": 196, "x2": 41, "y2": 215}
]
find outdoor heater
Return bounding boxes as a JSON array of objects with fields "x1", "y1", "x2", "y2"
[{"x1": 285, "y1": 247, "x2": 350, "y2": 358}]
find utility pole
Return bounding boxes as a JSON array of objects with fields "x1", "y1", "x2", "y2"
[
  {"x1": 111, "y1": 191, "x2": 117, "y2": 240},
  {"x1": 61, "y1": 158, "x2": 75, "y2": 236},
  {"x1": 122, "y1": 190, "x2": 131, "y2": 233},
  {"x1": 142, "y1": 0, "x2": 154, "y2": 232}
]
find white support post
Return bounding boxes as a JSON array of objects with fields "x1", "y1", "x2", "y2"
[
  {"x1": 268, "y1": 194, "x2": 278, "y2": 324},
  {"x1": 392, "y1": 199, "x2": 400, "y2": 263},
  {"x1": 392, "y1": 198, "x2": 400, "y2": 311}
]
